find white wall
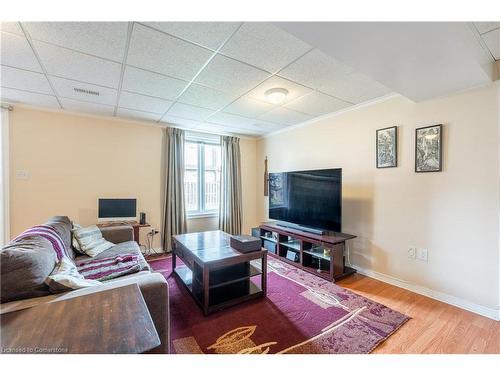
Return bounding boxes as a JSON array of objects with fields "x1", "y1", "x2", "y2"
[{"x1": 256, "y1": 84, "x2": 500, "y2": 319}]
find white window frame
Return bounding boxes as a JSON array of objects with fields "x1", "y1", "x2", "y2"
[{"x1": 185, "y1": 133, "x2": 221, "y2": 219}]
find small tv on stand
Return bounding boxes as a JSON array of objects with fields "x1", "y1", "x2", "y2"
[{"x1": 98, "y1": 198, "x2": 137, "y2": 222}]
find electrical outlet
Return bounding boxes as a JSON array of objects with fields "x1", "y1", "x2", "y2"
[
  {"x1": 16, "y1": 170, "x2": 29, "y2": 180},
  {"x1": 408, "y1": 247, "x2": 416, "y2": 259},
  {"x1": 417, "y1": 248, "x2": 428, "y2": 262}
]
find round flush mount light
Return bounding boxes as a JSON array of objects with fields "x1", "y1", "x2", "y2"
[{"x1": 265, "y1": 88, "x2": 289, "y2": 104}]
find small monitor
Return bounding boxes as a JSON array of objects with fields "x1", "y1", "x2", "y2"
[{"x1": 98, "y1": 198, "x2": 137, "y2": 222}]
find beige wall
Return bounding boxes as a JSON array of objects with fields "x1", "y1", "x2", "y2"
[
  {"x1": 8, "y1": 106, "x2": 258, "y2": 249},
  {"x1": 256, "y1": 84, "x2": 500, "y2": 314}
]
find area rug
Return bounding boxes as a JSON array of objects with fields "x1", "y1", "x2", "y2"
[{"x1": 149, "y1": 256, "x2": 409, "y2": 354}]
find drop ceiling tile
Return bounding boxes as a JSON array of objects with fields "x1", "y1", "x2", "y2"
[
  {"x1": 482, "y1": 28, "x2": 500, "y2": 60},
  {"x1": 167, "y1": 102, "x2": 215, "y2": 121},
  {"x1": 122, "y1": 66, "x2": 187, "y2": 100},
  {"x1": 34, "y1": 41, "x2": 122, "y2": 88},
  {"x1": 1, "y1": 65, "x2": 52, "y2": 94},
  {"x1": 246, "y1": 75, "x2": 312, "y2": 104},
  {"x1": 284, "y1": 91, "x2": 351, "y2": 116},
  {"x1": 258, "y1": 107, "x2": 313, "y2": 126},
  {"x1": 118, "y1": 91, "x2": 173, "y2": 114},
  {"x1": 1, "y1": 22, "x2": 24, "y2": 35},
  {"x1": 279, "y1": 49, "x2": 355, "y2": 91},
  {"x1": 0, "y1": 32, "x2": 43, "y2": 72},
  {"x1": 318, "y1": 72, "x2": 391, "y2": 104},
  {"x1": 61, "y1": 98, "x2": 114, "y2": 116},
  {"x1": 195, "y1": 54, "x2": 269, "y2": 97},
  {"x1": 177, "y1": 83, "x2": 237, "y2": 110},
  {"x1": 143, "y1": 22, "x2": 240, "y2": 50},
  {"x1": 117, "y1": 108, "x2": 162, "y2": 122},
  {"x1": 207, "y1": 111, "x2": 258, "y2": 128},
  {"x1": 24, "y1": 22, "x2": 128, "y2": 62},
  {"x1": 0, "y1": 87, "x2": 60, "y2": 108},
  {"x1": 127, "y1": 23, "x2": 213, "y2": 81},
  {"x1": 224, "y1": 96, "x2": 275, "y2": 118},
  {"x1": 160, "y1": 114, "x2": 206, "y2": 130},
  {"x1": 252, "y1": 120, "x2": 288, "y2": 133},
  {"x1": 51, "y1": 76, "x2": 117, "y2": 105},
  {"x1": 474, "y1": 22, "x2": 500, "y2": 34},
  {"x1": 221, "y1": 22, "x2": 311, "y2": 73}
]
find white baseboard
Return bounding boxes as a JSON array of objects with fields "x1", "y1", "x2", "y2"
[{"x1": 351, "y1": 265, "x2": 500, "y2": 321}]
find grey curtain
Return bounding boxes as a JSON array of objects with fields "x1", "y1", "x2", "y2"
[
  {"x1": 219, "y1": 136, "x2": 242, "y2": 235},
  {"x1": 162, "y1": 127, "x2": 187, "y2": 252}
]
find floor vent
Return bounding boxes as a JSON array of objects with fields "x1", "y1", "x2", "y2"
[{"x1": 74, "y1": 87, "x2": 100, "y2": 96}]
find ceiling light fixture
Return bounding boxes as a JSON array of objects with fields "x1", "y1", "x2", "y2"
[{"x1": 265, "y1": 88, "x2": 289, "y2": 104}]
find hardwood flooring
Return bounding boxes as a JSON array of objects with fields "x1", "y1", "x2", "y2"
[{"x1": 337, "y1": 273, "x2": 500, "y2": 354}]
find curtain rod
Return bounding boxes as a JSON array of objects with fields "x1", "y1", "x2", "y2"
[{"x1": 1, "y1": 103, "x2": 13, "y2": 111}]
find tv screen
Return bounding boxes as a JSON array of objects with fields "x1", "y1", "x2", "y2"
[
  {"x1": 268, "y1": 168, "x2": 341, "y2": 232},
  {"x1": 98, "y1": 198, "x2": 137, "y2": 219}
]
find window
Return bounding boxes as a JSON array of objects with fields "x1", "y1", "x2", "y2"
[{"x1": 184, "y1": 139, "x2": 221, "y2": 216}]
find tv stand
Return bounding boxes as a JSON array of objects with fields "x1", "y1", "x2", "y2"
[
  {"x1": 276, "y1": 222, "x2": 326, "y2": 235},
  {"x1": 258, "y1": 222, "x2": 356, "y2": 282}
]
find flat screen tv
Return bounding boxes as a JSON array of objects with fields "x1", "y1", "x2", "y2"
[
  {"x1": 268, "y1": 168, "x2": 341, "y2": 233},
  {"x1": 98, "y1": 198, "x2": 137, "y2": 221}
]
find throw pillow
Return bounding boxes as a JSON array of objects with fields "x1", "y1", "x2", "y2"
[
  {"x1": 45, "y1": 257, "x2": 101, "y2": 293},
  {"x1": 71, "y1": 223, "x2": 85, "y2": 254},
  {"x1": 72, "y1": 225, "x2": 114, "y2": 257}
]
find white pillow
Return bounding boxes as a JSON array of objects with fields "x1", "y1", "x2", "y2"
[
  {"x1": 72, "y1": 224, "x2": 114, "y2": 257},
  {"x1": 45, "y1": 257, "x2": 101, "y2": 293},
  {"x1": 71, "y1": 223, "x2": 85, "y2": 254}
]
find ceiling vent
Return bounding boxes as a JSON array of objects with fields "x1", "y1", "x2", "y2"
[{"x1": 73, "y1": 87, "x2": 100, "y2": 96}]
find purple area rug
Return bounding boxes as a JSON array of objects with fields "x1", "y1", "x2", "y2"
[{"x1": 149, "y1": 256, "x2": 409, "y2": 354}]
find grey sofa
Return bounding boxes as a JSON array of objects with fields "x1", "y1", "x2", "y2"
[{"x1": 0, "y1": 216, "x2": 169, "y2": 354}]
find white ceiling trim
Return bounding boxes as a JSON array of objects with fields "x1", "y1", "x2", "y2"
[{"x1": 259, "y1": 92, "x2": 401, "y2": 139}]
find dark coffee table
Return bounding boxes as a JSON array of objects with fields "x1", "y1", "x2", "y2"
[
  {"x1": 0, "y1": 284, "x2": 160, "y2": 354},
  {"x1": 172, "y1": 230, "x2": 267, "y2": 315}
]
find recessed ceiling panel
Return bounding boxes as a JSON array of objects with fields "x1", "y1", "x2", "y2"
[
  {"x1": 221, "y1": 22, "x2": 311, "y2": 73},
  {"x1": 259, "y1": 106, "x2": 313, "y2": 126},
  {"x1": 127, "y1": 23, "x2": 213, "y2": 81},
  {"x1": 117, "y1": 107, "x2": 162, "y2": 122},
  {"x1": 318, "y1": 72, "x2": 391, "y2": 104},
  {"x1": 0, "y1": 22, "x2": 24, "y2": 35},
  {"x1": 122, "y1": 66, "x2": 187, "y2": 100},
  {"x1": 61, "y1": 98, "x2": 114, "y2": 115},
  {"x1": 285, "y1": 91, "x2": 351, "y2": 116},
  {"x1": 474, "y1": 22, "x2": 500, "y2": 34},
  {"x1": 279, "y1": 49, "x2": 354, "y2": 92},
  {"x1": 0, "y1": 87, "x2": 60, "y2": 108},
  {"x1": 51, "y1": 76, "x2": 118, "y2": 105},
  {"x1": 143, "y1": 22, "x2": 240, "y2": 50},
  {"x1": 195, "y1": 54, "x2": 269, "y2": 97},
  {"x1": 208, "y1": 111, "x2": 259, "y2": 128},
  {"x1": 24, "y1": 22, "x2": 129, "y2": 62},
  {"x1": 1, "y1": 65, "x2": 52, "y2": 94},
  {"x1": 118, "y1": 91, "x2": 173, "y2": 114},
  {"x1": 224, "y1": 96, "x2": 275, "y2": 118},
  {"x1": 34, "y1": 41, "x2": 122, "y2": 88},
  {"x1": 481, "y1": 28, "x2": 500, "y2": 60},
  {"x1": 177, "y1": 83, "x2": 238, "y2": 110},
  {"x1": 0, "y1": 32, "x2": 43, "y2": 72},
  {"x1": 167, "y1": 102, "x2": 215, "y2": 121},
  {"x1": 246, "y1": 75, "x2": 312, "y2": 104}
]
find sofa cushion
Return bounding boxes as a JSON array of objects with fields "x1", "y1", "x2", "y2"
[
  {"x1": 75, "y1": 241, "x2": 150, "y2": 272},
  {"x1": 45, "y1": 216, "x2": 75, "y2": 259},
  {"x1": 72, "y1": 225, "x2": 114, "y2": 257},
  {"x1": 1, "y1": 236, "x2": 57, "y2": 303}
]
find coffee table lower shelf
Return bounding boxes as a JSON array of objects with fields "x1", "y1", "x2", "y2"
[{"x1": 174, "y1": 265, "x2": 264, "y2": 315}]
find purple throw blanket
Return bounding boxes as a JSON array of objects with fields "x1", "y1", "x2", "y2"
[
  {"x1": 12, "y1": 224, "x2": 70, "y2": 261},
  {"x1": 77, "y1": 255, "x2": 141, "y2": 281}
]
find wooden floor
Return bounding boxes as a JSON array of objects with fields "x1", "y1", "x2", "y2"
[{"x1": 337, "y1": 273, "x2": 500, "y2": 354}]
